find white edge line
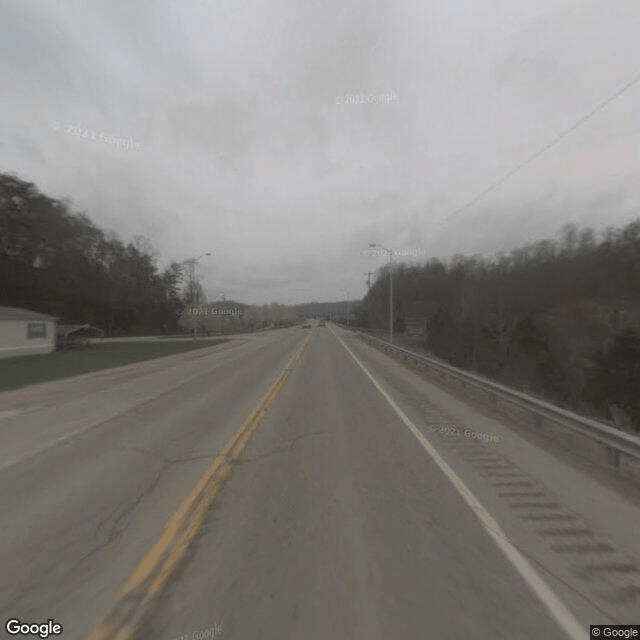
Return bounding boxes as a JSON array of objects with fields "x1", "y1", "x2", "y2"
[
  {"x1": 0, "y1": 336, "x2": 308, "y2": 474},
  {"x1": 0, "y1": 421, "x2": 102, "y2": 474},
  {"x1": 332, "y1": 328, "x2": 587, "y2": 640}
]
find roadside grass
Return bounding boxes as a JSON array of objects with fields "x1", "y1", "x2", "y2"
[{"x1": 0, "y1": 339, "x2": 227, "y2": 391}]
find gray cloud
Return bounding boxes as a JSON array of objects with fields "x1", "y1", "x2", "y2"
[{"x1": 2, "y1": 0, "x2": 640, "y2": 304}]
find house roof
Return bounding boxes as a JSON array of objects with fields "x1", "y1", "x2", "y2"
[
  {"x1": 0, "y1": 306, "x2": 59, "y2": 322},
  {"x1": 56, "y1": 324, "x2": 104, "y2": 337}
]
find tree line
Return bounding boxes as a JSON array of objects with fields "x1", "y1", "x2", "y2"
[
  {"x1": 1, "y1": 172, "x2": 187, "y2": 335},
  {"x1": 0, "y1": 172, "x2": 300, "y2": 336},
  {"x1": 177, "y1": 301, "x2": 299, "y2": 334},
  {"x1": 355, "y1": 220, "x2": 640, "y2": 432}
]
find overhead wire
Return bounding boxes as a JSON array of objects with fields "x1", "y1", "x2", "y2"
[{"x1": 445, "y1": 68, "x2": 640, "y2": 223}]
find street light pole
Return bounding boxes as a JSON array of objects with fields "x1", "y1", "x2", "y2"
[
  {"x1": 369, "y1": 244, "x2": 393, "y2": 343},
  {"x1": 389, "y1": 256, "x2": 393, "y2": 343}
]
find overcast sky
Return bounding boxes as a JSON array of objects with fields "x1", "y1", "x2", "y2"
[{"x1": 2, "y1": 0, "x2": 640, "y2": 305}]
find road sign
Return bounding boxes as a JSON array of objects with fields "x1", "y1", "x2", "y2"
[{"x1": 405, "y1": 317, "x2": 428, "y2": 342}]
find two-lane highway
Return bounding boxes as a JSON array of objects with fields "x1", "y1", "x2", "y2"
[
  {"x1": 128, "y1": 324, "x2": 584, "y2": 640},
  {"x1": 2, "y1": 324, "x2": 639, "y2": 639}
]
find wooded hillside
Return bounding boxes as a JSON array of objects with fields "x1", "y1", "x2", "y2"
[{"x1": 356, "y1": 221, "x2": 640, "y2": 432}]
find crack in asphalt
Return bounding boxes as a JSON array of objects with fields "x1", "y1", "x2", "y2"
[
  {"x1": 3, "y1": 430, "x2": 327, "y2": 615},
  {"x1": 64, "y1": 448, "x2": 223, "y2": 567},
  {"x1": 236, "y1": 430, "x2": 330, "y2": 464},
  {"x1": 4, "y1": 456, "x2": 177, "y2": 613},
  {"x1": 81, "y1": 431, "x2": 328, "y2": 568},
  {"x1": 116, "y1": 444, "x2": 218, "y2": 465},
  {"x1": 88, "y1": 458, "x2": 175, "y2": 554}
]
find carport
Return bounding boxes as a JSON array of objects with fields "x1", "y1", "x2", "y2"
[{"x1": 56, "y1": 325, "x2": 105, "y2": 350}]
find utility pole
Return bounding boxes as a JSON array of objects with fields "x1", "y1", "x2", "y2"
[
  {"x1": 364, "y1": 272, "x2": 374, "y2": 291},
  {"x1": 183, "y1": 252, "x2": 211, "y2": 339}
]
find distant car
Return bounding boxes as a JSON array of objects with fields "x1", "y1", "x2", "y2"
[
  {"x1": 319, "y1": 320, "x2": 326, "y2": 326},
  {"x1": 302, "y1": 323, "x2": 311, "y2": 328}
]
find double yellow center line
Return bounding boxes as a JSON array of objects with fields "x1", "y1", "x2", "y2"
[{"x1": 86, "y1": 331, "x2": 313, "y2": 640}]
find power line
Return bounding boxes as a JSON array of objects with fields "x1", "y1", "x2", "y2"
[{"x1": 446, "y1": 67, "x2": 640, "y2": 223}]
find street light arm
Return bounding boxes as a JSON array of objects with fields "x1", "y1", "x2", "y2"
[{"x1": 370, "y1": 243, "x2": 392, "y2": 257}]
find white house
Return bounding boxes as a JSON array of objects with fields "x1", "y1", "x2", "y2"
[{"x1": 0, "y1": 306, "x2": 58, "y2": 359}]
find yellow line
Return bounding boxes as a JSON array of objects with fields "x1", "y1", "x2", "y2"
[{"x1": 85, "y1": 333, "x2": 313, "y2": 640}]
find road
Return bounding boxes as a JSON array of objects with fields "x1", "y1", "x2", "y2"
[{"x1": 1, "y1": 324, "x2": 639, "y2": 639}]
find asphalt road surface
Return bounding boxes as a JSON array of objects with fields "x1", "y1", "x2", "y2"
[{"x1": 1, "y1": 324, "x2": 640, "y2": 639}]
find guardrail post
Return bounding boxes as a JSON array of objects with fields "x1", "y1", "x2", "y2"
[
  {"x1": 606, "y1": 446, "x2": 621, "y2": 468},
  {"x1": 357, "y1": 329, "x2": 640, "y2": 469}
]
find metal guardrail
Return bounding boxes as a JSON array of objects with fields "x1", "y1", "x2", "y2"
[{"x1": 340, "y1": 325, "x2": 640, "y2": 468}]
